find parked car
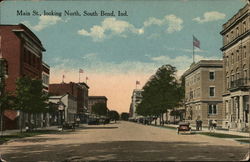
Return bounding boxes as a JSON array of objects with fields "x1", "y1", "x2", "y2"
[{"x1": 177, "y1": 122, "x2": 192, "y2": 134}]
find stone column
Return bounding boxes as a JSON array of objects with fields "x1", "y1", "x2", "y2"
[{"x1": 239, "y1": 95, "x2": 244, "y2": 124}]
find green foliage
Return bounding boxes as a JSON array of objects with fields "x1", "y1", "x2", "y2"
[
  {"x1": 108, "y1": 110, "x2": 119, "y2": 121},
  {"x1": 14, "y1": 76, "x2": 48, "y2": 113},
  {"x1": 120, "y1": 112, "x2": 129, "y2": 121},
  {"x1": 0, "y1": 92, "x2": 16, "y2": 112},
  {"x1": 137, "y1": 64, "x2": 184, "y2": 117},
  {"x1": 92, "y1": 103, "x2": 108, "y2": 116}
]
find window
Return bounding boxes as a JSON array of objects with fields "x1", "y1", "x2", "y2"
[
  {"x1": 209, "y1": 87, "x2": 215, "y2": 97},
  {"x1": 209, "y1": 71, "x2": 215, "y2": 80},
  {"x1": 236, "y1": 27, "x2": 239, "y2": 36},
  {"x1": 208, "y1": 104, "x2": 217, "y2": 115},
  {"x1": 243, "y1": 21, "x2": 246, "y2": 33}
]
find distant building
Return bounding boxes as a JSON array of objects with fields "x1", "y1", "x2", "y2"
[
  {"x1": 88, "y1": 96, "x2": 108, "y2": 113},
  {"x1": 220, "y1": 3, "x2": 250, "y2": 130},
  {"x1": 130, "y1": 89, "x2": 143, "y2": 119},
  {"x1": 183, "y1": 60, "x2": 223, "y2": 127},
  {"x1": 49, "y1": 82, "x2": 89, "y2": 115},
  {"x1": 0, "y1": 24, "x2": 46, "y2": 129},
  {"x1": 49, "y1": 93, "x2": 77, "y2": 125}
]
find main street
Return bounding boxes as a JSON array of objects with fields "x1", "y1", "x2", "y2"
[{"x1": 0, "y1": 121, "x2": 249, "y2": 161}]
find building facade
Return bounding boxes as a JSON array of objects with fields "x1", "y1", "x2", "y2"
[
  {"x1": 0, "y1": 24, "x2": 46, "y2": 129},
  {"x1": 183, "y1": 60, "x2": 223, "y2": 127},
  {"x1": 129, "y1": 89, "x2": 143, "y2": 119},
  {"x1": 49, "y1": 82, "x2": 89, "y2": 115},
  {"x1": 220, "y1": 3, "x2": 250, "y2": 131},
  {"x1": 88, "y1": 96, "x2": 108, "y2": 113},
  {"x1": 49, "y1": 93, "x2": 77, "y2": 125}
]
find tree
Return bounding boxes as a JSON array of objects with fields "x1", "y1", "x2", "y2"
[
  {"x1": 92, "y1": 103, "x2": 108, "y2": 116},
  {"x1": 120, "y1": 112, "x2": 129, "y2": 121},
  {"x1": 136, "y1": 65, "x2": 184, "y2": 125},
  {"x1": 108, "y1": 110, "x2": 119, "y2": 123},
  {"x1": 0, "y1": 92, "x2": 15, "y2": 135},
  {"x1": 14, "y1": 76, "x2": 49, "y2": 131}
]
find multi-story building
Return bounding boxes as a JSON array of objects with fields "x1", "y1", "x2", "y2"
[
  {"x1": 183, "y1": 60, "x2": 223, "y2": 127},
  {"x1": 49, "y1": 82, "x2": 89, "y2": 115},
  {"x1": 0, "y1": 24, "x2": 46, "y2": 129},
  {"x1": 220, "y1": 3, "x2": 250, "y2": 130},
  {"x1": 130, "y1": 89, "x2": 143, "y2": 119},
  {"x1": 88, "y1": 96, "x2": 108, "y2": 113}
]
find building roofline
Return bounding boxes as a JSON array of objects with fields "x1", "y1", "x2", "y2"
[
  {"x1": 42, "y1": 62, "x2": 50, "y2": 68},
  {"x1": 182, "y1": 60, "x2": 223, "y2": 77},
  {"x1": 1, "y1": 23, "x2": 46, "y2": 51},
  {"x1": 89, "y1": 96, "x2": 108, "y2": 100}
]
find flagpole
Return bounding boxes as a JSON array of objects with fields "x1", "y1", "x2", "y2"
[
  {"x1": 192, "y1": 35, "x2": 195, "y2": 63},
  {"x1": 78, "y1": 71, "x2": 80, "y2": 83}
]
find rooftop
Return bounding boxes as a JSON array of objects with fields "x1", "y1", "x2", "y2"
[{"x1": 182, "y1": 60, "x2": 223, "y2": 77}]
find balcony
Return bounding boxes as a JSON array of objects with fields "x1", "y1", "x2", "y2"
[{"x1": 229, "y1": 78, "x2": 249, "y2": 91}]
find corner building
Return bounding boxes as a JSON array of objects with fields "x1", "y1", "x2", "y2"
[
  {"x1": 183, "y1": 60, "x2": 223, "y2": 127},
  {"x1": 0, "y1": 24, "x2": 46, "y2": 129},
  {"x1": 220, "y1": 3, "x2": 250, "y2": 131}
]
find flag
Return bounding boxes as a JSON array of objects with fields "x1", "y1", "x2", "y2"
[
  {"x1": 136, "y1": 80, "x2": 140, "y2": 85},
  {"x1": 79, "y1": 69, "x2": 84, "y2": 73},
  {"x1": 86, "y1": 76, "x2": 88, "y2": 80},
  {"x1": 62, "y1": 74, "x2": 65, "y2": 79},
  {"x1": 193, "y1": 35, "x2": 200, "y2": 48}
]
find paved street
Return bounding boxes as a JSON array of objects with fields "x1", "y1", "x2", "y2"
[{"x1": 0, "y1": 121, "x2": 249, "y2": 161}]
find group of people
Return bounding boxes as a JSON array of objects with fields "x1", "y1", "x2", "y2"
[{"x1": 195, "y1": 119, "x2": 217, "y2": 131}]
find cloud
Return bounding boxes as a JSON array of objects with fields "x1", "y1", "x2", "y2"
[
  {"x1": 165, "y1": 47, "x2": 207, "y2": 53},
  {"x1": 78, "y1": 18, "x2": 144, "y2": 41},
  {"x1": 22, "y1": 15, "x2": 64, "y2": 31},
  {"x1": 193, "y1": 11, "x2": 226, "y2": 23},
  {"x1": 143, "y1": 14, "x2": 183, "y2": 33},
  {"x1": 150, "y1": 54, "x2": 220, "y2": 76}
]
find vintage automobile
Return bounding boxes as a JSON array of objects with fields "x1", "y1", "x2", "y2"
[{"x1": 177, "y1": 122, "x2": 192, "y2": 134}]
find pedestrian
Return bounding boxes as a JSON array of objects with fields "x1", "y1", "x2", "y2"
[
  {"x1": 208, "y1": 120, "x2": 212, "y2": 131},
  {"x1": 196, "y1": 119, "x2": 199, "y2": 131},
  {"x1": 199, "y1": 120, "x2": 203, "y2": 131},
  {"x1": 212, "y1": 120, "x2": 217, "y2": 131}
]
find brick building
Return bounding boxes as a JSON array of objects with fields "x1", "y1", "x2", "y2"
[
  {"x1": 220, "y1": 3, "x2": 250, "y2": 130},
  {"x1": 0, "y1": 24, "x2": 46, "y2": 129},
  {"x1": 88, "y1": 96, "x2": 108, "y2": 113},
  {"x1": 49, "y1": 82, "x2": 89, "y2": 115},
  {"x1": 183, "y1": 60, "x2": 224, "y2": 127}
]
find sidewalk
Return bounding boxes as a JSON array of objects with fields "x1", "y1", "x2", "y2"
[
  {"x1": 165, "y1": 124, "x2": 250, "y2": 137},
  {"x1": 0, "y1": 125, "x2": 59, "y2": 136}
]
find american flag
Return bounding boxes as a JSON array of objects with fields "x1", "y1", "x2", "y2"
[
  {"x1": 136, "y1": 80, "x2": 140, "y2": 85},
  {"x1": 79, "y1": 69, "x2": 84, "y2": 73},
  {"x1": 193, "y1": 35, "x2": 200, "y2": 48}
]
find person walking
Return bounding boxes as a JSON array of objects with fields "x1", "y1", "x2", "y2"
[{"x1": 212, "y1": 120, "x2": 217, "y2": 132}]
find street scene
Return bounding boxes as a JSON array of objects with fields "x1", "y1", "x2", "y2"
[
  {"x1": 1, "y1": 121, "x2": 249, "y2": 161},
  {"x1": 0, "y1": 0, "x2": 250, "y2": 161}
]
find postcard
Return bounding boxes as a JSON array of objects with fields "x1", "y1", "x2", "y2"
[{"x1": 0, "y1": 0, "x2": 249, "y2": 161}]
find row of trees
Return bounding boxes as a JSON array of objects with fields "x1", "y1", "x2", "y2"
[
  {"x1": 0, "y1": 76, "x2": 51, "y2": 132},
  {"x1": 136, "y1": 64, "x2": 185, "y2": 125}
]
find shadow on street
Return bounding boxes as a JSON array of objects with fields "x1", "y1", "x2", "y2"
[{"x1": 2, "y1": 140, "x2": 248, "y2": 161}]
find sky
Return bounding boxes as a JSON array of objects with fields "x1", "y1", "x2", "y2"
[{"x1": 0, "y1": 0, "x2": 247, "y2": 113}]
